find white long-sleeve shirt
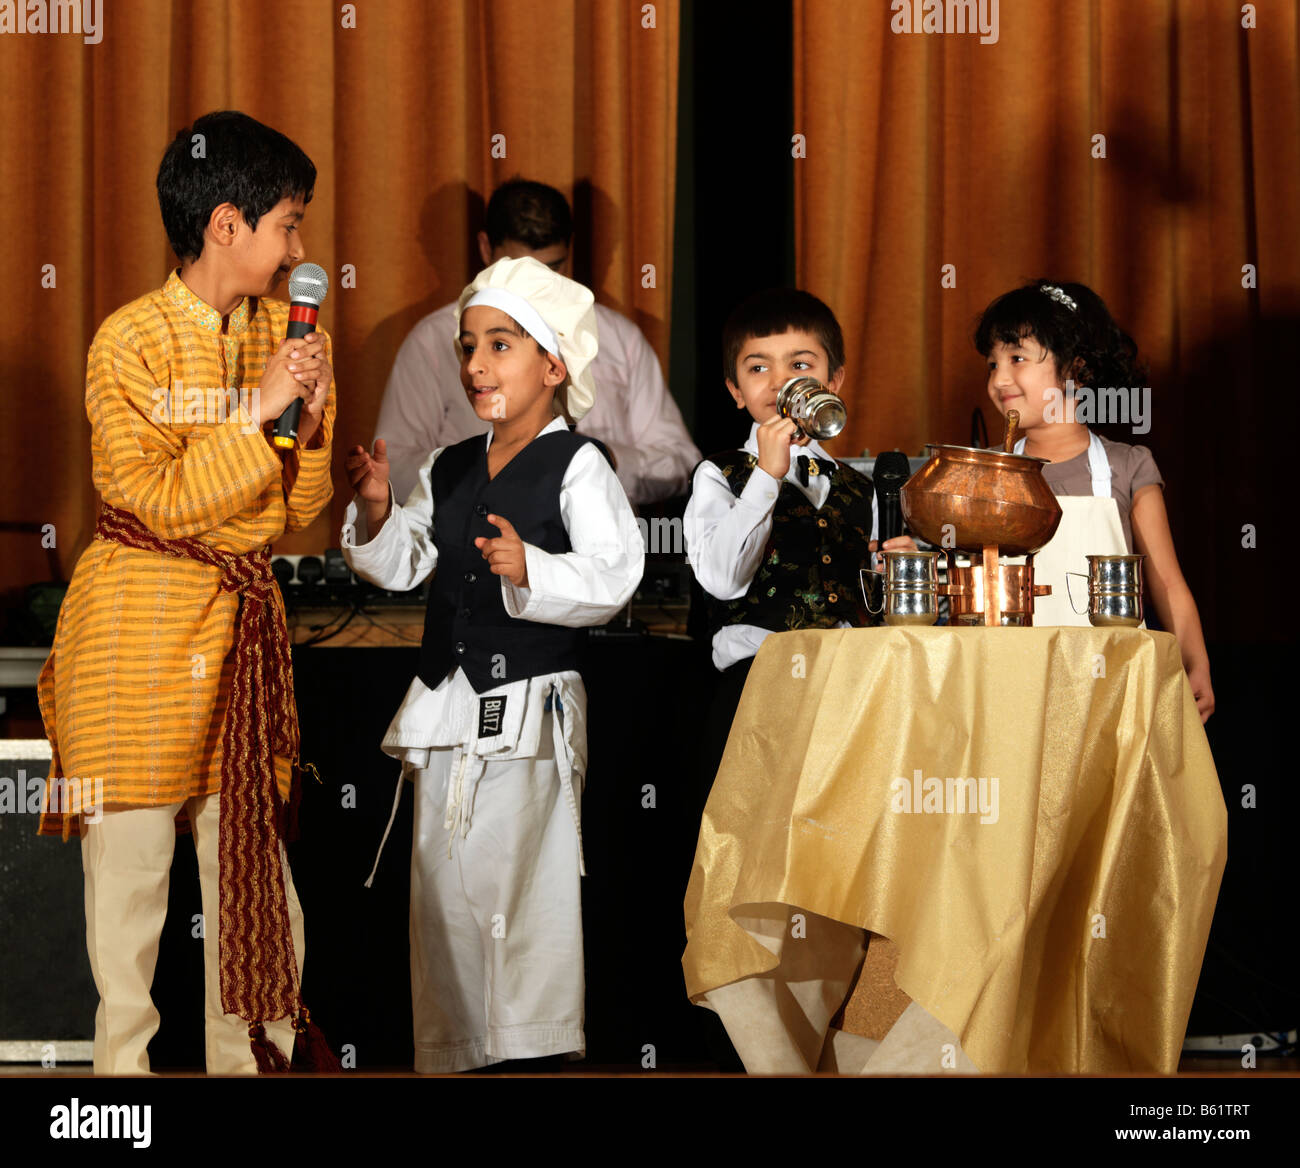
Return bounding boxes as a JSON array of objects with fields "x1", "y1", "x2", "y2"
[
  {"x1": 342, "y1": 416, "x2": 645, "y2": 766},
  {"x1": 375, "y1": 300, "x2": 701, "y2": 506},
  {"x1": 684, "y1": 422, "x2": 879, "y2": 671}
]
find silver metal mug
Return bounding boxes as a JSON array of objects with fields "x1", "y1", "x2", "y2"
[
  {"x1": 861, "y1": 550, "x2": 944, "y2": 626},
  {"x1": 777, "y1": 376, "x2": 847, "y2": 441},
  {"x1": 1087, "y1": 554, "x2": 1144, "y2": 593},
  {"x1": 883, "y1": 549, "x2": 941, "y2": 589},
  {"x1": 1066, "y1": 553, "x2": 1145, "y2": 627}
]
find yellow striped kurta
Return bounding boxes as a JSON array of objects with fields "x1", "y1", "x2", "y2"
[{"x1": 38, "y1": 270, "x2": 335, "y2": 823}]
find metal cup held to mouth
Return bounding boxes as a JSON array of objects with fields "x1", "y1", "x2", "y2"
[
  {"x1": 777, "y1": 376, "x2": 847, "y2": 441},
  {"x1": 1066, "y1": 554, "x2": 1145, "y2": 627},
  {"x1": 861, "y1": 549, "x2": 945, "y2": 626}
]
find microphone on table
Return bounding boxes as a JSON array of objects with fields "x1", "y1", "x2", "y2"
[
  {"x1": 873, "y1": 450, "x2": 912, "y2": 545},
  {"x1": 273, "y1": 263, "x2": 330, "y2": 450}
]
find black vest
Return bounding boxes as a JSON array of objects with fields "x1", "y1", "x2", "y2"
[
  {"x1": 419, "y1": 430, "x2": 609, "y2": 693},
  {"x1": 703, "y1": 451, "x2": 880, "y2": 637}
]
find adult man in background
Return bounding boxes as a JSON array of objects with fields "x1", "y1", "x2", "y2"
[{"x1": 376, "y1": 179, "x2": 700, "y2": 506}]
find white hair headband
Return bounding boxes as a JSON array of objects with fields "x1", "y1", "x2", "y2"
[{"x1": 463, "y1": 288, "x2": 560, "y2": 356}]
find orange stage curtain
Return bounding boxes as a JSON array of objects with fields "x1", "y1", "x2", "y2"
[
  {"x1": 793, "y1": 0, "x2": 1297, "y2": 458},
  {"x1": 0, "y1": 0, "x2": 678, "y2": 598}
]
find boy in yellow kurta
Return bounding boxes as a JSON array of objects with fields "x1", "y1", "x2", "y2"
[{"x1": 37, "y1": 111, "x2": 336, "y2": 1074}]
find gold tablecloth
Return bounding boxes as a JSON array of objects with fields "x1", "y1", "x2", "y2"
[{"x1": 682, "y1": 628, "x2": 1226, "y2": 1073}]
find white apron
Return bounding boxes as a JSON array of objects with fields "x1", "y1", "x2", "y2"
[{"x1": 1017, "y1": 432, "x2": 1130, "y2": 628}]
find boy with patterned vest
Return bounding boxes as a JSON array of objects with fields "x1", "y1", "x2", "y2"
[
  {"x1": 38, "y1": 111, "x2": 335, "y2": 1074},
  {"x1": 342, "y1": 257, "x2": 643, "y2": 1072},
  {"x1": 685, "y1": 288, "x2": 916, "y2": 789}
]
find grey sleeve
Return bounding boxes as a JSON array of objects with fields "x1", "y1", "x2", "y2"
[{"x1": 1126, "y1": 444, "x2": 1165, "y2": 495}]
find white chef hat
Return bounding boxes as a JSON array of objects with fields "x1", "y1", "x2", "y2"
[{"x1": 454, "y1": 256, "x2": 600, "y2": 422}]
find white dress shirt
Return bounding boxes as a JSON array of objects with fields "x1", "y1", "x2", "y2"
[
  {"x1": 683, "y1": 422, "x2": 879, "y2": 671},
  {"x1": 342, "y1": 415, "x2": 646, "y2": 766},
  {"x1": 375, "y1": 300, "x2": 702, "y2": 506}
]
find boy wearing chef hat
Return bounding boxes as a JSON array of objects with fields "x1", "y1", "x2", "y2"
[{"x1": 342, "y1": 256, "x2": 645, "y2": 1072}]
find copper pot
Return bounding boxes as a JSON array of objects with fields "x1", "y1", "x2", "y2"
[{"x1": 900, "y1": 443, "x2": 1063, "y2": 556}]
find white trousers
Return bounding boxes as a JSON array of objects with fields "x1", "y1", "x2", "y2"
[
  {"x1": 701, "y1": 913, "x2": 978, "y2": 1074},
  {"x1": 81, "y1": 793, "x2": 305, "y2": 1074},
  {"x1": 409, "y1": 713, "x2": 584, "y2": 1073}
]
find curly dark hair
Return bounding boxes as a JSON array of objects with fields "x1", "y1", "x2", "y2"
[{"x1": 973, "y1": 281, "x2": 1147, "y2": 390}]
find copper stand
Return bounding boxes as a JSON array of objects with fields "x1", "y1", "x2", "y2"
[
  {"x1": 942, "y1": 552, "x2": 1052, "y2": 626},
  {"x1": 982, "y1": 544, "x2": 1000, "y2": 626}
]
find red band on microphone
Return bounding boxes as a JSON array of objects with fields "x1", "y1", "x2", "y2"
[{"x1": 289, "y1": 304, "x2": 319, "y2": 326}]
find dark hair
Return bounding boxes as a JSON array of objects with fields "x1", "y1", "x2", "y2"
[
  {"x1": 156, "y1": 110, "x2": 316, "y2": 262},
  {"x1": 722, "y1": 288, "x2": 846, "y2": 384},
  {"x1": 484, "y1": 179, "x2": 573, "y2": 250},
  {"x1": 973, "y1": 281, "x2": 1146, "y2": 389}
]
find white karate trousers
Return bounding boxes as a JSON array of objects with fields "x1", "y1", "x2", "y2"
[{"x1": 408, "y1": 709, "x2": 585, "y2": 1073}]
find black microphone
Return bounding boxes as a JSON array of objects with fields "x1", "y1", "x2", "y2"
[
  {"x1": 873, "y1": 450, "x2": 912, "y2": 544},
  {"x1": 273, "y1": 263, "x2": 330, "y2": 450}
]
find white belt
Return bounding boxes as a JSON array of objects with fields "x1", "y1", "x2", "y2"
[{"x1": 363, "y1": 683, "x2": 585, "y2": 886}]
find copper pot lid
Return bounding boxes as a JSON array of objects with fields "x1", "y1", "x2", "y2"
[{"x1": 922, "y1": 442, "x2": 1050, "y2": 465}]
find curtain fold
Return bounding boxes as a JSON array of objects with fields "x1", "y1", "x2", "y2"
[
  {"x1": 794, "y1": 0, "x2": 1295, "y2": 457},
  {"x1": 0, "y1": 0, "x2": 677, "y2": 591}
]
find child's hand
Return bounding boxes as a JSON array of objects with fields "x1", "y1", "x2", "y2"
[
  {"x1": 296, "y1": 366, "x2": 330, "y2": 447},
  {"x1": 1186, "y1": 660, "x2": 1215, "y2": 723},
  {"x1": 295, "y1": 336, "x2": 332, "y2": 449},
  {"x1": 346, "y1": 439, "x2": 392, "y2": 532},
  {"x1": 475, "y1": 514, "x2": 529, "y2": 588},
  {"x1": 346, "y1": 439, "x2": 390, "y2": 501},
  {"x1": 756, "y1": 414, "x2": 809, "y2": 480},
  {"x1": 869, "y1": 534, "x2": 918, "y2": 569},
  {"x1": 256, "y1": 335, "x2": 326, "y2": 427}
]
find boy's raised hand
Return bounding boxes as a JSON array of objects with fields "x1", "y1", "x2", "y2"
[
  {"x1": 345, "y1": 439, "x2": 391, "y2": 502},
  {"x1": 346, "y1": 439, "x2": 393, "y2": 533},
  {"x1": 756, "y1": 414, "x2": 810, "y2": 481},
  {"x1": 475, "y1": 514, "x2": 529, "y2": 588}
]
